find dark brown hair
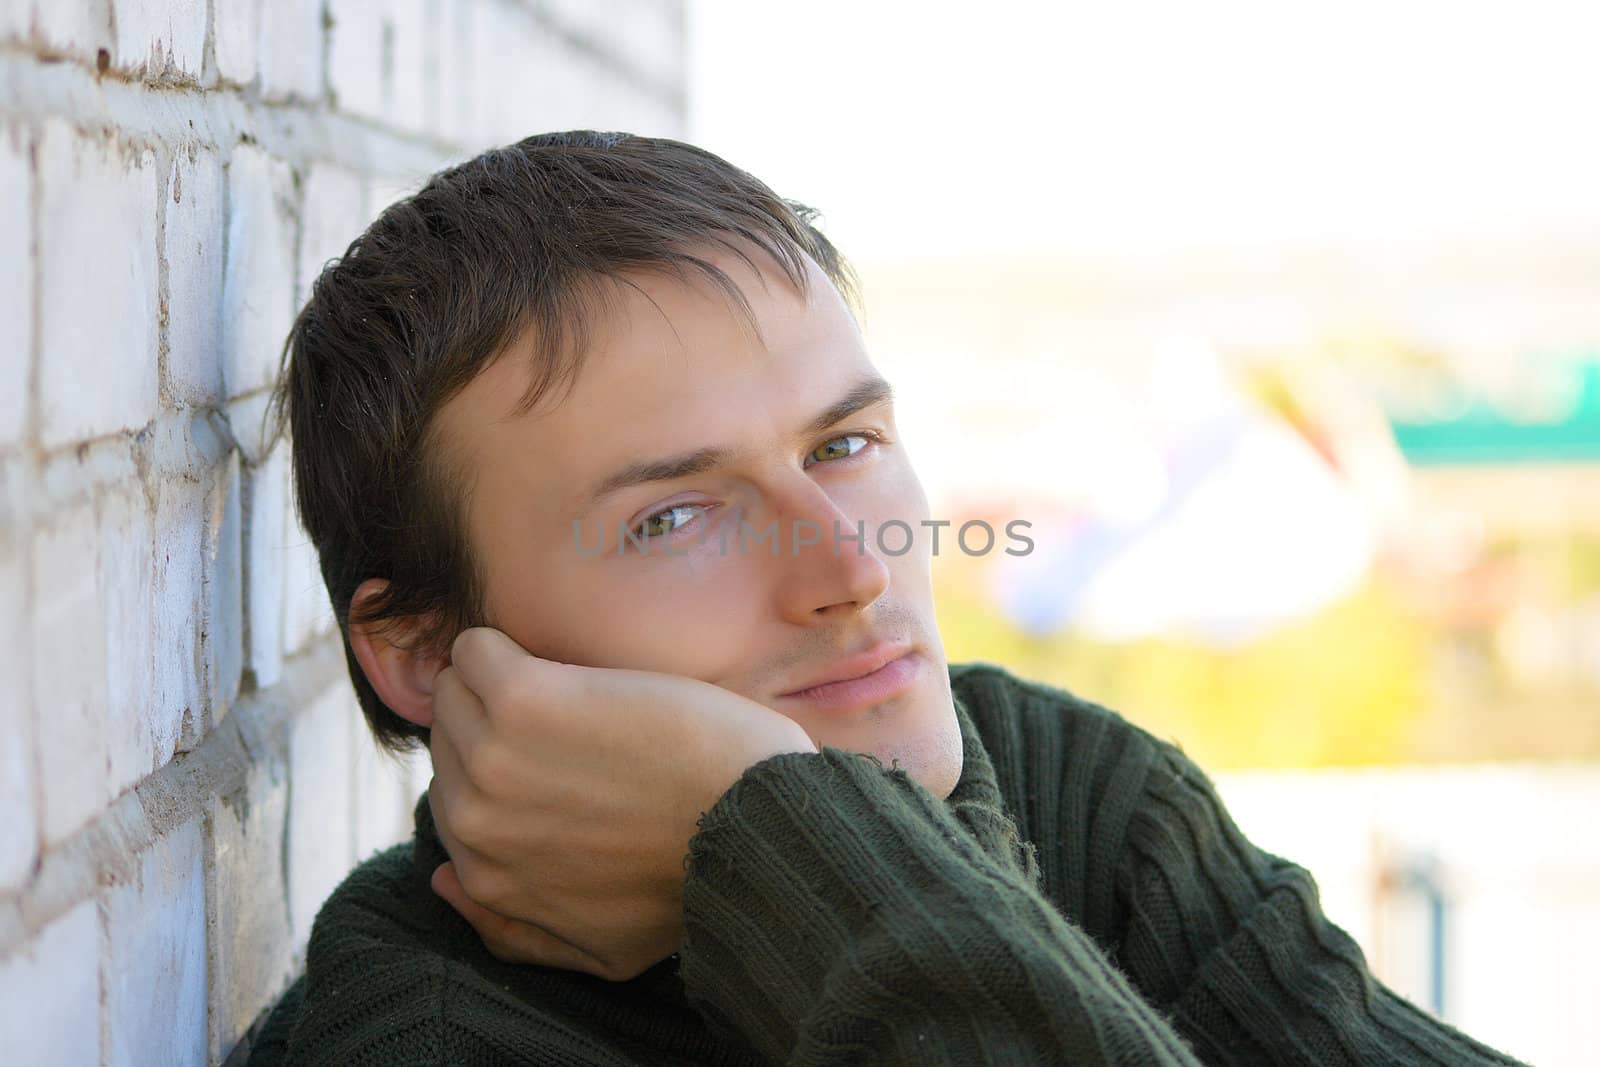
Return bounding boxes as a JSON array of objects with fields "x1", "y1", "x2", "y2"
[{"x1": 269, "y1": 131, "x2": 860, "y2": 753}]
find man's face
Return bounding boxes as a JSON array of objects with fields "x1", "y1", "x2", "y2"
[{"x1": 432, "y1": 244, "x2": 963, "y2": 799}]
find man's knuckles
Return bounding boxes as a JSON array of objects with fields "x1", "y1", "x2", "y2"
[{"x1": 457, "y1": 736, "x2": 520, "y2": 795}]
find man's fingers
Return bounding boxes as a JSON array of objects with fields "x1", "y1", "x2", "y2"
[
  {"x1": 431, "y1": 664, "x2": 489, "y2": 742},
  {"x1": 430, "y1": 862, "x2": 598, "y2": 972},
  {"x1": 450, "y1": 627, "x2": 540, "y2": 705}
]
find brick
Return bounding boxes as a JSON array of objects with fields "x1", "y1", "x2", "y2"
[
  {"x1": 542, "y1": 0, "x2": 612, "y2": 41},
  {"x1": 36, "y1": 120, "x2": 159, "y2": 448},
  {"x1": 27, "y1": 0, "x2": 113, "y2": 62},
  {"x1": 100, "y1": 482, "x2": 160, "y2": 798},
  {"x1": 206, "y1": 761, "x2": 292, "y2": 1063},
  {"x1": 31, "y1": 497, "x2": 112, "y2": 846},
  {"x1": 0, "y1": 492, "x2": 36, "y2": 889},
  {"x1": 112, "y1": 0, "x2": 206, "y2": 78},
  {"x1": 282, "y1": 512, "x2": 331, "y2": 655},
  {"x1": 104, "y1": 819, "x2": 207, "y2": 1067},
  {"x1": 0, "y1": 900, "x2": 100, "y2": 1066},
  {"x1": 327, "y1": 0, "x2": 384, "y2": 121},
  {"x1": 213, "y1": 0, "x2": 260, "y2": 86},
  {"x1": 246, "y1": 446, "x2": 286, "y2": 688},
  {"x1": 352, "y1": 719, "x2": 426, "y2": 863},
  {"x1": 0, "y1": 125, "x2": 29, "y2": 449},
  {"x1": 206, "y1": 451, "x2": 244, "y2": 718},
  {"x1": 432, "y1": 0, "x2": 477, "y2": 142},
  {"x1": 287, "y1": 686, "x2": 354, "y2": 948},
  {"x1": 153, "y1": 460, "x2": 206, "y2": 753},
  {"x1": 365, "y1": 171, "x2": 422, "y2": 224},
  {"x1": 471, "y1": 4, "x2": 549, "y2": 143},
  {"x1": 554, "y1": 0, "x2": 682, "y2": 91},
  {"x1": 259, "y1": 0, "x2": 324, "y2": 102},
  {"x1": 297, "y1": 163, "x2": 364, "y2": 308},
  {"x1": 282, "y1": 442, "x2": 333, "y2": 656},
  {"x1": 163, "y1": 146, "x2": 225, "y2": 407},
  {"x1": 385, "y1": 0, "x2": 430, "y2": 133},
  {"x1": 225, "y1": 391, "x2": 278, "y2": 467},
  {"x1": 221, "y1": 145, "x2": 296, "y2": 399},
  {"x1": 632, "y1": 0, "x2": 685, "y2": 90}
]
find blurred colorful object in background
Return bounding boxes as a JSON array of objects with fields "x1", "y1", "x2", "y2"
[
  {"x1": 986, "y1": 339, "x2": 1387, "y2": 646},
  {"x1": 1385, "y1": 351, "x2": 1600, "y2": 465}
]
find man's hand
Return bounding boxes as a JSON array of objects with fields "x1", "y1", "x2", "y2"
[{"x1": 426, "y1": 627, "x2": 817, "y2": 981}]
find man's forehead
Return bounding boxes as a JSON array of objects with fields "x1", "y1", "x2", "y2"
[{"x1": 437, "y1": 244, "x2": 875, "y2": 505}]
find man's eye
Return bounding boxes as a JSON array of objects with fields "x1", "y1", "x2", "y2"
[
  {"x1": 628, "y1": 504, "x2": 707, "y2": 544},
  {"x1": 807, "y1": 432, "x2": 882, "y2": 466}
]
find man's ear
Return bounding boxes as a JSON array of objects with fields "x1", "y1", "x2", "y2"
[{"x1": 347, "y1": 578, "x2": 448, "y2": 729}]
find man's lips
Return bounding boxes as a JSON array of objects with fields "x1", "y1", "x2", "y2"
[
  {"x1": 777, "y1": 642, "x2": 922, "y2": 713},
  {"x1": 779, "y1": 640, "x2": 913, "y2": 696}
]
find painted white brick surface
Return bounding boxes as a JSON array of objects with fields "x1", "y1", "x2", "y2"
[
  {"x1": 327, "y1": 0, "x2": 385, "y2": 121},
  {"x1": 287, "y1": 686, "x2": 355, "y2": 948},
  {"x1": 386, "y1": 0, "x2": 432, "y2": 133},
  {"x1": 222, "y1": 145, "x2": 297, "y2": 399},
  {"x1": 26, "y1": 0, "x2": 113, "y2": 62},
  {"x1": 31, "y1": 497, "x2": 112, "y2": 846},
  {"x1": 432, "y1": 0, "x2": 477, "y2": 141},
  {"x1": 207, "y1": 449, "x2": 244, "y2": 717},
  {"x1": 113, "y1": 0, "x2": 206, "y2": 78},
  {"x1": 0, "y1": 1, "x2": 23, "y2": 38},
  {"x1": 212, "y1": 0, "x2": 260, "y2": 86},
  {"x1": 0, "y1": 125, "x2": 30, "y2": 449},
  {"x1": 152, "y1": 456, "x2": 208, "y2": 751},
  {"x1": 296, "y1": 163, "x2": 365, "y2": 305},
  {"x1": 472, "y1": 2, "x2": 543, "y2": 143},
  {"x1": 207, "y1": 762, "x2": 292, "y2": 1063},
  {"x1": 352, "y1": 720, "x2": 428, "y2": 863},
  {"x1": 0, "y1": 901, "x2": 101, "y2": 1066},
  {"x1": 164, "y1": 146, "x2": 226, "y2": 407},
  {"x1": 104, "y1": 819, "x2": 208, "y2": 1067},
  {"x1": 282, "y1": 496, "x2": 332, "y2": 654},
  {"x1": 0, "y1": 498, "x2": 35, "y2": 889},
  {"x1": 259, "y1": 0, "x2": 325, "y2": 101},
  {"x1": 1, "y1": 4, "x2": 685, "y2": 1061},
  {"x1": 246, "y1": 446, "x2": 287, "y2": 688},
  {"x1": 36, "y1": 120, "x2": 159, "y2": 449},
  {"x1": 100, "y1": 481, "x2": 162, "y2": 797}
]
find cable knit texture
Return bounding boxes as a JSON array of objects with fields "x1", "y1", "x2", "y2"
[{"x1": 244, "y1": 662, "x2": 1530, "y2": 1066}]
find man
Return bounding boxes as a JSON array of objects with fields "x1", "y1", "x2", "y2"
[{"x1": 248, "y1": 131, "x2": 1527, "y2": 1065}]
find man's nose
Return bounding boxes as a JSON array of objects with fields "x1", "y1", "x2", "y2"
[{"x1": 765, "y1": 482, "x2": 891, "y2": 624}]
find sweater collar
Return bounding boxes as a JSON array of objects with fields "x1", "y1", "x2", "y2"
[
  {"x1": 947, "y1": 687, "x2": 1004, "y2": 809},
  {"x1": 946, "y1": 688, "x2": 1042, "y2": 887}
]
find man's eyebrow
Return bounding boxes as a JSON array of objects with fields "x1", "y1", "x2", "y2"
[{"x1": 586, "y1": 374, "x2": 895, "y2": 507}]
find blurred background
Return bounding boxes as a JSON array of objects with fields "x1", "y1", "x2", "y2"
[{"x1": 691, "y1": 2, "x2": 1597, "y2": 1063}]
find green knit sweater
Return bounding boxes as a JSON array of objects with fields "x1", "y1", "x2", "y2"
[{"x1": 244, "y1": 662, "x2": 1528, "y2": 1066}]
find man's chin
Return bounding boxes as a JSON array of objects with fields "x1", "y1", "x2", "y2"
[{"x1": 859, "y1": 696, "x2": 965, "y2": 801}]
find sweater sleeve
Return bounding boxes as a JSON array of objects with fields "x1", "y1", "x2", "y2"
[
  {"x1": 677, "y1": 746, "x2": 1210, "y2": 1067},
  {"x1": 1113, "y1": 736, "x2": 1532, "y2": 1066},
  {"x1": 265, "y1": 856, "x2": 643, "y2": 1067}
]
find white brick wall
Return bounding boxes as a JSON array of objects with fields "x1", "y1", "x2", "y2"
[
  {"x1": 0, "y1": 126, "x2": 31, "y2": 448},
  {"x1": 104, "y1": 818, "x2": 208, "y2": 1067},
  {"x1": 113, "y1": 0, "x2": 207, "y2": 79},
  {"x1": 165, "y1": 147, "x2": 227, "y2": 408},
  {"x1": 0, "y1": 900, "x2": 101, "y2": 1067},
  {"x1": 36, "y1": 121, "x2": 160, "y2": 449},
  {"x1": 221, "y1": 144, "x2": 296, "y2": 400},
  {"x1": 0, "y1": 1, "x2": 685, "y2": 1063}
]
